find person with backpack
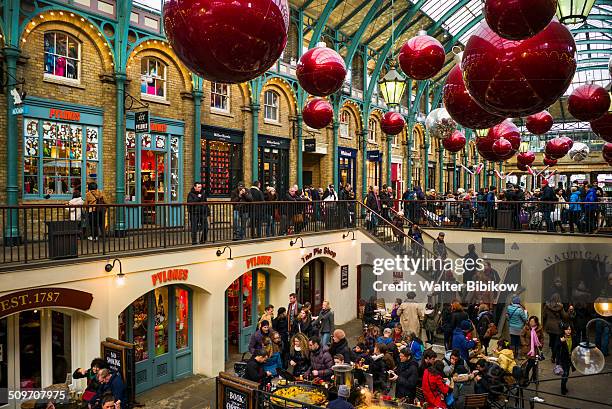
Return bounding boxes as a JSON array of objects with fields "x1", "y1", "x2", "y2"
[
  {"x1": 85, "y1": 182, "x2": 106, "y2": 241},
  {"x1": 506, "y1": 295, "x2": 528, "y2": 358},
  {"x1": 476, "y1": 304, "x2": 496, "y2": 354}
]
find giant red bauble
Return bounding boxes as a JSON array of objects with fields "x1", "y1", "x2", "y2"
[
  {"x1": 484, "y1": 0, "x2": 557, "y2": 40},
  {"x1": 442, "y1": 130, "x2": 467, "y2": 153},
  {"x1": 302, "y1": 98, "x2": 333, "y2": 129},
  {"x1": 487, "y1": 120, "x2": 521, "y2": 150},
  {"x1": 297, "y1": 43, "x2": 347, "y2": 97},
  {"x1": 590, "y1": 112, "x2": 612, "y2": 143},
  {"x1": 603, "y1": 143, "x2": 612, "y2": 161},
  {"x1": 492, "y1": 137, "x2": 514, "y2": 159},
  {"x1": 163, "y1": 0, "x2": 289, "y2": 83},
  {"x1": 476, "y1": 135, "x2": 502, "y2": 162},
  {"x1": 398, "y1": 33, "x2": 445, "y2": 80},
  {"x1": 545, "y1": 137, "x2": 570, "y2": 159},
  {"x1": 517, "y1": 162, "x2": 530, "y2": 172},
  {"x1": 543, "y1": 156, "x2": 558, "y2": 166},
  {"x1": 526, "y1": 111, "x2": 553, "y2": 135},
  {"x1": 380, "y1": 112, "x2": 406, "y2": 136},
  {"x1": 443, "y1": 64, "x2": 505, "y2": 130},
  {"x1": 462, "y1": 19, "x2": 576, "y2": 117},
  {"x1": 568, "y1": 84, "x2": 611, "y2": 121},
  {"x1": 559, "y1": 136, "x2": 574, "y2": 150},
  {"x1": 517, "y1": 151, "x2": 536, "y2": 165}
]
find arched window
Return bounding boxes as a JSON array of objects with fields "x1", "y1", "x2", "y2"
[
  {"x1": 210, "y1": 82, "x2": 230, "y2": 112},
  {"x1": 141, "y1": 57, "x2": 167, "y2": 99},
  {"x1": 368, "y1": 119, "x2": 377, "y2": 143},
  {"x1": 339, "y1": 110, "x2": 350, "y2": 139},
  {"x1": 263, "y1": 90, "x2": 279, "y2": 122},
  {"x1": 44, "y1": 32, "x2": 81, "y2": 81}
]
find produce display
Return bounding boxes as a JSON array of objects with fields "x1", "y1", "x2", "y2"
[{"x1": 271, "y1": 386, "x2": 327, "y2": 407}]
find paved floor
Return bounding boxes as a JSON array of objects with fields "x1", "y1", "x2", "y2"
[{"x1": 137, "y1": 319, "x2": 612, "y2": 409}]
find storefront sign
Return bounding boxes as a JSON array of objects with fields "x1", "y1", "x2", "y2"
[
  {"x1": 544, "y1": 251, "x2": 610, "y2": 266},
  {"x1": 217, "y1": 372, "x2": 258, "y2": 409},
  {"x1": 246, "y1": 256, "x2": 271, "y2": 269},
  {"x1": 341, "y1": 265, "x2": 349, "y2": 289},
  {"x1": 202, "y1": 125, "x2": 244, "y2": 144},
  {"x1": 0, "y1": 288, "x2": 93, "y2": 319},
  {"x1": 150, "y1": 123, "x2": 167, "y2": 133},
  {"x1": 11, "y1": 106, "x2": 28, "y2": 116},
  {"x1": 49, "y1": 108, "x2": 80, "y2": 122},
  {"x1": 258, "y1": 134, "x2": 290, "y2": 149},
  {"x1": 367, "y1": 150, "x2": 382, "y2": 162},
  {"x1": 101, "y1": 338, "x2": 136, "y2": 407},
  {"x1": 304, "y1": 138, "x2": 316, "y2": 152},
  {"x1": 135, "y1": 110, "x2": 150, "y2": 133},
  {"x1": 339, "y1": 147, "x2": 357, "y2": 158},
  {"x1": 301, "y1": 246, "x2": 337, "y2": 263},
  {"x1": 151, "y1": 269, "x2": 189, "y2": 286}
]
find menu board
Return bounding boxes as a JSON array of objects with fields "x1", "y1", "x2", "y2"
[
  {"x1": 216, "y1": 372, "x2": 259, "y2": 409},
  {"x1": 102, "y1": 338, "x2": 136, "y2": 408},
  {"x1": 341, "y1": 265, "x2": 349, "y2": 289}
]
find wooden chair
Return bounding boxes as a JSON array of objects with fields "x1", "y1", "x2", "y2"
[{"x1": 463, "y1": 393, "x2": 489, "y2": 409}]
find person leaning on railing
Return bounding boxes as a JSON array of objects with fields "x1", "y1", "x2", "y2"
[{"x1": 85, "y1": 182, "x2": 106, "y2": 241}]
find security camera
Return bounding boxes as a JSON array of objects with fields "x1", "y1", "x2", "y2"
[{"x1": 104, "y1": 263, "x2": 113, "y2": 272}]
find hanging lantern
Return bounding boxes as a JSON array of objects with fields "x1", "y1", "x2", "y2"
[
  {"x1": 378, "y1": 65, "x2": 407, "y2": 108},
  {"x1": 302, "y1": 98, "x2": 333, "y2": 129},
  {"x1": 526, "y1": 111, "x2": 554, "y2": 135},
  {"x1": 380, "y1": 111, "x2": 406, "y2": 136},
  {"x1": 163, "y1": 0, "x2": 289, "y2": 83},
  {"x1": 297, "y1": 42, "x2": 347, "y2": 97},
  {"x1": 556, "y1": 0, "x2": 597, "y2": 24},
  {"x1": 591, "y1": 112, "x2": 612, "y2": 143},
  {"x1": 485, "y1": 0, "x2": 558, "y2": 40},
  {"x1": 568, "y1": 84, "x2": 611, "y2": 121}
]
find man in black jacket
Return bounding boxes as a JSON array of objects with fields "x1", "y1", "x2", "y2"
[
  {"x1": 365, "y1": 186, "x2": 382, "y2": 231},
  {"x1": 231, "y1": 184, "x2": 253, "y2": 239},
  {"x1": 249, "y1": 180, "x2": 265, "y2": 238},
  {"x1": 245, "y1": 350, "x2": 271, "y2": 387},
  {"x1": 187, "y1": 182, "x2": 209, "y2": 244},
  {"x1": 540, "y1": 180, "x2": 557, "y2": 232},
  {"x1": 390, "y1": 348, "x2": 419, "y2": 401}
]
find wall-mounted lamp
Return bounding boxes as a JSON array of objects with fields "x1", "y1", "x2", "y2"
[
  {"x1": 105, "y1": 259, "x2": 125, "y2": 287},
  {"x1": 290, "y1": 236, "x2": 306, "y2": 255},
  {"x1": 342, "y1": 230, "x2": 357, "y2": 246},
  {"x1": 216, "y1": 246, "x2": 234, "y2": 268}
]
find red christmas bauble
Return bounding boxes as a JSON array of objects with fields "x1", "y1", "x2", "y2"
[
  {"x1": 476, "y1": 135, "x2": 501, "y2": 162},
  {"x1": 603, "y1": 143, "x2": 612, "y2": 161},
  {"x1": 462, "y1": 19, "x2": 576, "y2": 117},
  {"x1": 380, "y1": 112, "x2": 406, "y2": 136},
  {"x1": 484, "y1": 0, "x2": 557, "y2": 40},
  {"x1": 517, "y1": 151, "x2": 536, "y2": 165},
  {"x1": 526, "y1": 111, "x2": 553, "y2": 135},
  {"x1": 302, "y1": 98, "x2": 333, "y2": 129},
  {"x1": 590, "y1": 112, "x2": 612, "y2": 143},
  {"x1": 443, "y1": 64, "x2": 505, "y2": 130},
  {"x1": 488, "y1": 120, "x2": 521, "y2": 150},
  {"x1": 492, "y1": 137, "x2": 515, "y2": 159},
  {"x1": 543, "y1": 156, "x2": 558, "y2": 166},
  {"x1": 568, "y1": 84, "x2": 611, "y2": 121},
  {"x1": 545, "y1": 137, "x2": 570, "y2": 159},
  {"x1": 517, "y1": 162, "x2": 530, "y2": 172},
  {"x1": 297, "y1": 43, "x2": 347, "y2": 97},
  {"x1": 398, "y1": 33, "x2": 445, "y2": 80},
  {"x1": 559, "y1": 136, "x2": 574, "y2": 150},
  {"x1": 442, "y1": 130, "x2": 467, "y2": 153},
  {"x1": 163, "y1": 0, "x2": 288, "y2": 83}
]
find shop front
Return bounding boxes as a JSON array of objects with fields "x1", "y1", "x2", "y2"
[
  {"x1": 302, "y1": 138, "x2": 327, "y2": 188},
  {"x1": 118, "y1": 284, "x2": 192, "y2": 393},
  {"x1": 258, "y1": 135, "x2": 290, "y2": 193},
  {"x1": 225, "y1": 270, "x2": 269, "y2": 358},
  {"x1": 391, "y1": 157, "x2": 403, "y2": 200},
  {"x1": 201, "y1": 125, "x2": 244, "y2": 197},
  {"x1": 338, "y1": 147, "x2": 357, "y2": 188},
  {"x1": 21, "y1": 97, "x2": 103, "y2": 200},
  {"x1": 125, "y1": 116, "x2": 184, "y2": 226},
  {"x1": 366, "y1": 150, "x2": 383, "y2": 189},
  {"x1": 0, "y1": 288, "x2": 94, "y2": 409},
  {"x1": 296, "y1": 259, "x2": 325, "y2": 314}
]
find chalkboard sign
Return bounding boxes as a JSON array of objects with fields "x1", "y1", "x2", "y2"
[
  {"x1": 224, "y1": 385, "x2": 248, "y2": 409},
  {"x1": 217, "y1": 372, "x2": 259, "y2": 409},
  {"x1": 341, "y1": 265, "x2": 349, "y2": 289},
  {"x1": 102, "y1": 338, "x2": 136, "y2": 408}
]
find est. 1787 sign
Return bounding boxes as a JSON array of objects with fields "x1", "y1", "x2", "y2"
[{"x1": 0, "y1": 287, "x2": 93, "y2": 319}]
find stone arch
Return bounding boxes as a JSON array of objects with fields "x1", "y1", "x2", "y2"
[
  {"x1": 342, "y1": 100, "x2": 363, "y2": 133},
  {"x1": 261, "y1": 77, "x2": 297, "y2": 116},
  {"x1": 128, "y1": 40, "x2": 193, "y2": 92},
  {"x1": 20, "y1": 10, "x2": 115, "y2": 73},
  {"x1": 221, "y1": 266, "x2": 287, "y2": 295}
]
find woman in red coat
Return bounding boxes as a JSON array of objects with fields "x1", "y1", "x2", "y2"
[{"x1": 422, "y1": 360, "x2": 452, "y2": 408}]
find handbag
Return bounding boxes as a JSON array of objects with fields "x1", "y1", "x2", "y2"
[
  {"x1": 553, "y1": 364, "x2": 564, "y2": 376},
  {"x1": 445, "y1": 392, "x2": 455, "y2": 407}
]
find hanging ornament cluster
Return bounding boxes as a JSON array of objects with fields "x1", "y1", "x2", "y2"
[
  {"x1": 462, "y1": 19, "x2": 576, "y2": 117},
  {"x1": 443, "y1": 64, "x2": 505, "y2": 130},
  {"x1": 302, "y1": 98, "x2": 333, "y2": 129},
  {"x1": 545, "y1": 137, "x2": 572, "y2": 159},
  {"x1": 425, "y1": 108, "x2": 457, "y2": 139},
  {"x1": 517, "y1": 150, "x2": 536, "y2": 166},
  {"x1": 380, "y1": 112, "x2": 406, "y2": 136},
  {"x1": 543, "y1": 156, "x2": 558, "y2": 166},
  {"x1": 476, "y1": 120, "x2": 521, "y2": 161},
  {"x1": 484, "y1": 0, "x2": 558, "y2": 40},
  {"x1": 398, "y1": 31, "x2": 445, "y2": 80},
  {"x1": 163, "y1": 0, "x2": 289, "y2": 83},
  {"x1": 568, "y1": 84, "x2": 611, "y2": 121},
  {"x1": 442, "y1": 130, "x2": 467, "y2": 153},
  {"x1": 568, "y1": 142, "x2": 590, "y2": 162},
  {"x1": 526, "y1": 111, "x2": 554, "y2": 135},
  {"x1": 591, "y1": 112, "x2": 612, "y2": 143},
  {"x1": 297, "y1": 42, "x2": 347, "y2": 97}
]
